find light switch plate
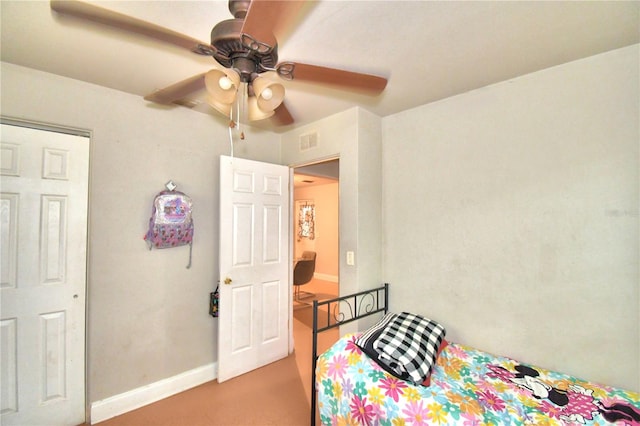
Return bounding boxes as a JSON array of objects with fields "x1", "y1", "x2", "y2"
[{"x1": 346, "y1": 251, "x2": 355, "y2": 266}]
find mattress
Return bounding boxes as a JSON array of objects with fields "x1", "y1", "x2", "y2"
[{"x1": 316, "y1": 333, "x2": 640, "y2": 425}]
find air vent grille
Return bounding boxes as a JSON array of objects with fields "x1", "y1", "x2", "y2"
[{"x1": 299, "y1": 132, "x2": 318, "y2": 151}]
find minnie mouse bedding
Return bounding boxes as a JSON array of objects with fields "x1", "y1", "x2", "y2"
[{"x1": 316, "y1": 330, "x2": 640, "y2": 425}]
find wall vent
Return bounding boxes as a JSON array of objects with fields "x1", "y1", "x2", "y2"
[{"x1": 299, "y1": 132, "x2": 318, "y2": 151}]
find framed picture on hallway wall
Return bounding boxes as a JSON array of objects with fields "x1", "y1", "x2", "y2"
[{"x1": 296, "y1": 200, "x2": 315, "y2": 240}]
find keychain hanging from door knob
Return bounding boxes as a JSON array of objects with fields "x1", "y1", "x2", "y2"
[{"x1": 224, "y1": 277, "x2": 232, "y2": 285}]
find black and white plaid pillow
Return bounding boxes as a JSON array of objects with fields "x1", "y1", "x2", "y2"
[
  {"x1": 355, "y1": 313, "x2": 397, "y2": 355},
  {"x1": 354, "y1": 313, "x2": 409, "y2": 378},
  {"x1": 373, "y1": 312, "x2": 446, "y2": 384}
]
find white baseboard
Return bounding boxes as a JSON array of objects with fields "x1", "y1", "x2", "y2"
[
  {"x1": 90, "y1": 362, "x2": 217, "y2": 424},
  {"x1": 314, "y1": 273, "x2": 338, "y2": 283}
]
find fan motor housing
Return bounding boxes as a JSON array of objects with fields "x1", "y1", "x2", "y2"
[
  {"x1": 228, "y1": 0, "x2": 250, "y2": 19},
  {"x1": 210, "y1": 18, "x2": 278, "y2": 80}
]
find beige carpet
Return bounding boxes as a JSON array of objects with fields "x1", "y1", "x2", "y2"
[
  {"x1": 93, "y1": 355, "x2": 310, "y2": 426},
  {"x1": 91, "y1": 279, "x2": 339, "y2": 426}
]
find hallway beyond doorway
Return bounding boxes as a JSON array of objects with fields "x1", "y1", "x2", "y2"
[{"x1": 292, "y1": 277, "x2": 340, "y2": 410}]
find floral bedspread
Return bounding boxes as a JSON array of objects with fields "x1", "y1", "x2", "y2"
[{"x1": 316, "y1": 334, "x2": 640, "y2": 425}]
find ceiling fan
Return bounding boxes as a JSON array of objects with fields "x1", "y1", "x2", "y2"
[{"x1": 50, "y1": 0, "x2": 388, "y2": 130}]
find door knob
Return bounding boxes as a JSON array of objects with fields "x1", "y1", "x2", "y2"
[{"x1": 224, "y1": 277, "x2": 232, "y2": 285}]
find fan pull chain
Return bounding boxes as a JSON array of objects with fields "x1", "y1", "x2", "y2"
[{"x1": 228, "y1": 124, "x2": 234, "y2": 158}]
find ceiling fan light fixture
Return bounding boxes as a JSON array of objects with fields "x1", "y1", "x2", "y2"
[
  {"x1": 252, "y1": 75, "x2": 285, "y2": 112},
  {"x1": 207, "y1": 95, "x2": 232, "y2": 117},
  {"x1": 49, "y1": 0, "x2": 390, "y2": 130},
  {"x1": 205, "y1": 68, "x2": 240, "y2": 104},
  {"x1": 248, "y1": 96, "x2": 275, "y2": 121}
]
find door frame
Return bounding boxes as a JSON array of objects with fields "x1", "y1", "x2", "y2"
[
  {"x1": 0, "y1": 116, "x2": 91, "y2": 423},
  {"x1": 289, "y1": 155, "x2": 340, "y2": 352}
]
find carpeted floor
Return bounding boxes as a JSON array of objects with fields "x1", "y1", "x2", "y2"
[{"x1": 90, "y1": 279, "x2": 339, "y2": 426}]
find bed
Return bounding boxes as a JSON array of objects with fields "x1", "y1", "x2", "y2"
[{"x1": 311, "y1": 284, "x2": 640, "y2": 426}]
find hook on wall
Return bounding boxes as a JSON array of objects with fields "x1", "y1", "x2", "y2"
[{"x1": 165, "y1": 180, "x2": 177, "y2": 191}]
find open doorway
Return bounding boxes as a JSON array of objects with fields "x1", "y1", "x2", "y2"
[
  {"x1": 292, "y1": 159, "x2": 339, "y2": 308},
  {"x1": 290, "y1": 158, "x2": 340, "y2": 409}
]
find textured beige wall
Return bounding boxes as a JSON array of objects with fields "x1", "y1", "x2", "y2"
[
  {"x1": 281, "y1": 108, "x2": 384, "y2": 305},
  {"x1": 382, "y1": 45, "x2": 639, "y2": 391},
  {"x1": 0, "y1": 62, "x2": 281, "y2": 403}
]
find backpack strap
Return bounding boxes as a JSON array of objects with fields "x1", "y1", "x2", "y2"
[{"x1": 186, "y1": 241, "x2": 192, "y2": 269}]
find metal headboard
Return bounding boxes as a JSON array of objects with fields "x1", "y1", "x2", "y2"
[{"x1": 310, "y1": 283, "x2": 389, "y2": 425}]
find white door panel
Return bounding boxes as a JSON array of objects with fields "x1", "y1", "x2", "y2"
[
  {"x1": 0, "y1": 124, "x2": 88, "y2": 426},
  {"x1": 218, "y1": 155, "x2": 290, "y2": 383}
]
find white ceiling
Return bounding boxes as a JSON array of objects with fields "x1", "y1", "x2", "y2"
[{"x1": 1, "y1": 1, "x2": 638, "y2": 133}]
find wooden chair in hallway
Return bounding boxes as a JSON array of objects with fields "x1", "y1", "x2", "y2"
[{"x1": 294, "y1": 251, "x2": 316, "y2": 301}]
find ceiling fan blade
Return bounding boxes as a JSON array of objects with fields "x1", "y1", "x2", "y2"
[
  {"x1": 241, "y1": 0, "x2": 306, "y2": 53},
  {"x1": 50, "y1": 0, "x2": 216, "y2": 55},
  {"x1": 144, "y1": 73, "x2": 207, "y2": 105},
  {"x1": 277, "y1": 62, "x2": 388, "y2": 94},
  {"x1": 272, "y1": 102, "x2": 294, "y2": 126}
]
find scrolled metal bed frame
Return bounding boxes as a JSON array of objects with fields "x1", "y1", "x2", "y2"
[{"x1": 310, "y1": 283, "x2": 389, "y2": 426}]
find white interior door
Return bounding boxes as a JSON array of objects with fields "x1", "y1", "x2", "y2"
[
  {"x1": 218, "y1": 155, "x2": 290, "y2": 383},
  {"x1": 0, "y1": 123, "x2": 89, "y2": 425}
]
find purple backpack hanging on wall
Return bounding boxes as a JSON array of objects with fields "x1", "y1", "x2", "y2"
[{"x1": 144, "y1": 187, "x2": 194, "y2": 268}]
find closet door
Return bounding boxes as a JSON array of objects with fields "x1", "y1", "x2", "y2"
[{"x1": 1, "y1": 123, "x2": 89, "y2": 426}]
